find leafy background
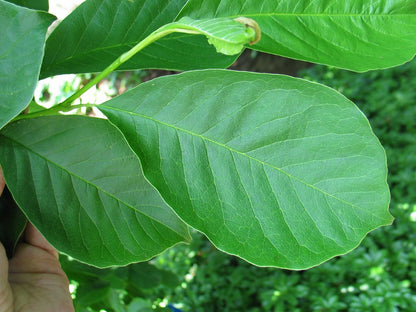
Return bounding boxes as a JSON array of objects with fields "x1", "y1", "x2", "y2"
[{"x1": 46, "y1": 53, "x2": 416, "y2": 311}]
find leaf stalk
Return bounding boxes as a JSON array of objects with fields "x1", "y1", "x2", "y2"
[{"x1": 13, "y1": 17, "x2": 260, "y2": 122}]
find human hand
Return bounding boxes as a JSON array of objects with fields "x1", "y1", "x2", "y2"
[{"x1": 0, "y1": 168, "x2": 74, "y2": 312}]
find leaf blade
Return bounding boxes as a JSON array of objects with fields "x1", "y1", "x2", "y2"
[
  {"x1": 0, "y1": 1, "x2": 55, "y2": 129},
  {"x1": 179, "y1": 0, "x2": 416, "y2": 71},
  {"x1": 41, "y1": 0, "x2": 237, "y2": 77},
  {"x1": 5, "y1": 0, "x2": 48, "y2": 11},
  {"x1": 100, "y1": 70, "x2": 392, "y2": 269},
  {"x1": 0, "y1": 116, "x2": 190, "y2": 267}
]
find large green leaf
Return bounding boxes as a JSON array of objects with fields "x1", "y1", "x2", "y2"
[
  {"x1": 179, "y1": 0, "x2": 416, "y2": 72},
  {"x1": 5, "y1": 0, "x2": 48, "y2": 11},
  {"x1": 0, "y1": 116, "x2": 190, "y2": 267},
  {"x1": 40, "y1": 0, "x2": 237, "y2": 78},
  {"x1": 0, "y1": 1, "x2": 55, "y2": 129},
  {"x1": 100, "y1": 70, "x2": 393, "y2": 269}
]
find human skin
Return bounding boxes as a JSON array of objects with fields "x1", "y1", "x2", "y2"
[{"x1": 0, "y1": 167, "x2": 74, "y2": 312}]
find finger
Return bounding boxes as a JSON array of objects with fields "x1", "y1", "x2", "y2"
[
  {"x1": 0, "y1": 242, "x2": 9, "y2": 286},
  {"x1": 0, "y1": 242, "x2": 13, "y2": 311},
  {"x1": 24, "y1": 223, "x2": 59, "y2": 260},
  {"x1": 10, "y1": 225, "x2": 62, "y2": 275}
]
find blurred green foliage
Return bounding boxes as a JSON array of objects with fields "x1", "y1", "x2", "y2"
[
  {"x1": 62, "y1": 58, "x2": 416, "y2": 311},
  {"x1": 61, "y1": 256, "x2": 176, "y2": 311}
]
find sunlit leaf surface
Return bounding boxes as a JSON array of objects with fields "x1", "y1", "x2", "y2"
[
  {"x1": 100, "y1": 70, "x2": 392, "y2": 269},
  {"x1": 180, "y1": 0, "x2": 416, "y2": 71},
  {"x1": 0, "y1": 1, "x2": 54, "y2": 129}
]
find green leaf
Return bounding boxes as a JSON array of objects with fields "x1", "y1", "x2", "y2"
[
  {"x1": 127, "y1": 299, "x2": 153, "y2": 312},
  {"x1": 27, "y1": 100, "x2": 47, "y2": 114},
  {"x1": 99, "y1": 70, "x2": 393, "y2": 269},
  {"x1": 40, "y1": 0, "x2": 237, "y2": 78},
  {"x1": 172, "y1": 16, "x2": 257, "y2": 55},
  {"x1": 60, "y1": 256, "x2": 104, "y2": 284},
  {"x1": 126, "y1": 262, "x2": 180, "y2": 289},
  {"x1": 5, "y1": 0, "x2": 48, "y2": 11},
  {"x1": 179, "y1": 0, "x2": 416, "y2": 72},
  {"x1": 60, "y1": 256, "x2": 177, "y2": 312},
  {"x1": 61, "y1": 255, "x2": 179, "y2": 290},
  {"x1": 0, "y1": 187, "x2": 26, "y2": 258},
  {"x1": 0, "y1": 1, "x2": 55, "y2": 129},
  {"x1": 0, "y1": 116, "x2": 190, "y2": 267},
  {"x1": 75, "y1": 284, "x2": 111, "y2": 309},
  {"x1": 108, "y1": 289, "x2": 126, "y2": 312}
]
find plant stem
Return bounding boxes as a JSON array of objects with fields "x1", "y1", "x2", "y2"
[
  {"x1": 58, "y1": 26, "x2": 198, "y2": 108},
  {"x1": 12, "y1": 104, "x2": 95, "y2": 121},
  {"x1": 12, "y1": 17, "x2": 259, "y2": 122},
  {"x1": 12, "y1": 25, "x2": 198, "y2": 122}
]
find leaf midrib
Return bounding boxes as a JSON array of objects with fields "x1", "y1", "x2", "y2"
[
  {"x1": 103, "y1": 105, "x2": 385, "y2": 219},
  {"x1": 0, "y1": 134, "x2": 184, "y2": 235},
  {"x1": 226, "y1": 13, "x2": 416, "y2": 18}
]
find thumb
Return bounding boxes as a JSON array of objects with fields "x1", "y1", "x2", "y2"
[{"x1": 0, "y1": 242, "x2": 13, "y2": 312}]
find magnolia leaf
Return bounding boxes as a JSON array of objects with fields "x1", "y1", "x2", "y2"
[
  {"x1": 100, "y1": 70, "x2": 392, "y2": 269},
  {"x1": 0, "y1": 0, "x2": 55, "y2": 129},
  {"x1": 179, "y1": 0, "x2": 416, "y2": 71},
  {"x1": 0, "y1": 116, "x2": 190, "y2": 267},
  {"x1": 5, "y1": 0, "x2": 48, "y2": 11},
  {"x1": 41, "y1": 0, "x2": 238, "y2": 77}
]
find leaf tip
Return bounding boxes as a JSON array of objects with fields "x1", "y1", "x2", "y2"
[{"x1": 234, "y1": 17, "x2": 261, "y2": 45}]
